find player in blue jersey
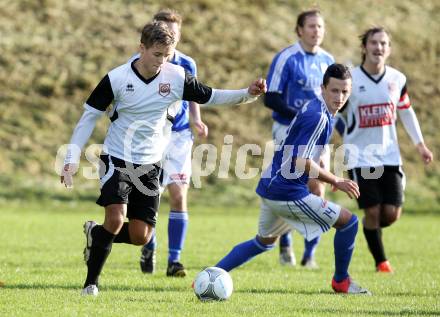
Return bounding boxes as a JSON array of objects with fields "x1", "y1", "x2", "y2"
[
  {"x1": 264, "y1": 9, "x2": 334, "y2": 268},
  {"x1": 138, "y1": 9, "x2": 209, "y2": 277},
  {"x1": 214, "y1": 64, "x2": 371, "y2": 294}
]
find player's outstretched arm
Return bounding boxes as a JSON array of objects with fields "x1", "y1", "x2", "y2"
[
  {"x1": 206, "y1": 78, "x2": 266, "y2": 106},
  {"x1": 182, "y1": 71, "x2": 266, "y2": 107}
]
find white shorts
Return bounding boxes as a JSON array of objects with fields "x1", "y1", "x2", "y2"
[
  {"x1": 162, "y1": 129, "x2": 193, "y2": 186},
  {"x1": 258, "y1": 194, "x2": 341, "y2": 241},
  {"x1": 272, "y1": 121, "x2": 330, "y2": 169}
]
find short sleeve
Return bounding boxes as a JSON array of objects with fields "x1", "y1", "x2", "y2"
[{"x1": 267, "y1": 52, "x2": 291, "y2": 94}]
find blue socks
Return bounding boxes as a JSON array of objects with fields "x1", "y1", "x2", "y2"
[
  {"x1": 302, "y1": 236, "x2": 320, "y2": 260},
  {"x1": 279, "y1": 231, "x2": 292, "y2": 248},
  {"x1": 333, "y1": 214, "x2": 358, "y2": 282},
  {"x1": 168, "y1": 211, "x2": 188, "y2": 263},
  {"x1": 216, "y1": 236, "x2": 275, "y2": 272}
]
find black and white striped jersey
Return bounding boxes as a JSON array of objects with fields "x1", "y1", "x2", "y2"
[{"x1": 65, "y1": 59, "x2": 256, "y2": 165}]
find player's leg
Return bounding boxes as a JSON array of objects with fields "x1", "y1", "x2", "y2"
[
  {"x1": 166, "y1": 182, "x2": 189, "y2": 277},
  {"x1": 331, "y1": 207, "x2": 370, "y2": 294},
  {"x1": 118, "y1": 161, "x2": 161, "y2": 275},
  {"x1": 272, "y1": 121, "x2": 295, "y2": 266},
  {"x1": 332, "y1": 208, "x2": 358, "y2": 283},
  {"x1": 126, "y1": 197, "x2": 157, "y2": 275},
  {"x1": 215, "y1": 198, "x2": 286, "y2": 271},
  {"x1": 287, "y1": 194, "x2": 369, "y2": 294},
  {"x1": 348, "y1": 167, "x2": 388, "y2": 271},
  {"x1": 83, "y1": 203, "x2": 126, "y2": 295},
  {"x1": 363, "y1": 204, "x2": 388, "y2": 268},
  {"x1": 160, "y1": 130, "x2": 193, "y2": 276},
  {"x1": 83, "y1": 154, "x2": 132, "y2": 295},
  {"x1": 279, "y1": 232, "x2": 294, "y2": 265},
  {"x1": 380, "y1": 204, "x2": 402, "y2": 227},
  {"x1": 302, "y1": 178, "x2": 326, "y2": 269},
  {"x1": 216, "y1": 235, "x2": 278, "y2": 272},
  {"x1": 374, "y1": 166, "x2": 404, "y2": 272},
  {"x1": 302, "y1": 150, "x2": 330, "y2": 268}
]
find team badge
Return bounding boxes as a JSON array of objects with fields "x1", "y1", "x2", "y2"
[{"x1": 159, "y1": 83, "x2": 171, "y2": 97}]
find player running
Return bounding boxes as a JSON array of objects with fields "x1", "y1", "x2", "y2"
[
  {"x1": 137, "y1": 9, "x2": 208, "y2": 278},
  {"x1": 61, "y1": 21, "x2": 266, "y2": 296},
  {"x1": 335, "y1": 27, "x2": 433, "y2": 273}
]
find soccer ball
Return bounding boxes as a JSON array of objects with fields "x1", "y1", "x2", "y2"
[{"x1": 193, "y1": 267, "x2": 233, "y2": 301}]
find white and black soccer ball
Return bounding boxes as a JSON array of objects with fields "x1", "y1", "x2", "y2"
[{"x1": 193, "y1": 267, "x2": 233, "y2": 301}]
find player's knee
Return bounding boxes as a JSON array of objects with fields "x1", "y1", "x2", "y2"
[
  {"x1": 381, "y1": 213, "x2": 400, "y2": 227},
  {"x1": 170, "y1": 193, "x2": 185, "y2": 210},
  {"x1": 380, "y1": 206, "x2": 401, "y2": 227},
  {"x1": 130, "y1": 232, "x2": 150, "y2": 245},
  {"x1": 364, "y1": 205, "x2": 381, "y2": 221},
  {"x1": 105, "y1": 215, "x2": 125, "y2": 233},
  {"x1": 131, "y1": 237, "x2": 146, "y2": 246},
  {"x1": 257, "y1": 235, "x2": 278, "y2": 246},
  {"x1": 333, "y1": 208, "x2": 355, "y2": 228}
]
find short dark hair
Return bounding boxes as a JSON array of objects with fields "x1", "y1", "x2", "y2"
[
  {"x1": 153, "y1": 8, "x2": 182, "y2": 28},
  {"x1": 323, "y1": 63, "x2": 351, "y2": 86},
  {"x1": 140, "y1": 21, "x2": 177, "y2": 49},
  {"x1": 295, "y1": 9, "x2": 321, "y2": 36},
  {"x1": 359, "y1": 26, "x2": 391, "y2": 63}
]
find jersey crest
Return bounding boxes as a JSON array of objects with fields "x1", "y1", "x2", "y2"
[{"x1": 159, "y1": 83, "x2": 171, "y2": 97}]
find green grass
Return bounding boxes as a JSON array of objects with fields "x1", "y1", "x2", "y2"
[{"x1": 1, "y1": 199, "x2": 439, "y2": 316}]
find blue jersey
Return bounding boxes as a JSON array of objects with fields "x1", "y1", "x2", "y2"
[
  {"x1": 169, "y1": 50, "x2": 197, "y2": 132},
  {"x1": 266, "y1": 42, "x2": 334, "y2": 125},
  {"x1": 256, "y1": 97, "x2": 334, "y2": 201},
  {"x1": 128, "y1": 50, "x2": 197, "y2": 132}
]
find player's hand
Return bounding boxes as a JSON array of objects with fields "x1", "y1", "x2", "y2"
[
  {"x1": 333, "y1": 177, "x2": 360, "y2": 199},
  {"x1": 248, "y1": 78, "x2": 267, "y2": 96},
  {"x1": 60, "y1": 163, "x2": 78, "y2": 188},
  {"x1": 193, "y1": 120, "x2": 208, "y2": 138},
  {"x1": 416, "y1": 143, "x2": 433, "y2": 165}
]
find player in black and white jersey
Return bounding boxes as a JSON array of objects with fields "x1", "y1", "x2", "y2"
[
  {"x1": 136, "y1": 9, "x2": 209, "y2": 278},
  {"x1": 336, "y1": 27, "x2": 433, "y2": 273},
  {"x1": 60, "y1": 21, "x2": 267, "y2": 296}
]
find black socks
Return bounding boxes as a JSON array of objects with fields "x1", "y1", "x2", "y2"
[
  {"x1": 113, "y1": 222, "x2": 131, "y2": 244},
  {"x1": 363, "y1": 227, "x2": 386, "y2": 266},
  {"x1": 84, "y1": 225, "x2": 115, "y2": 288}
]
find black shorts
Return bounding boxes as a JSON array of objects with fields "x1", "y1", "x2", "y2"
[
  {"x1": 348, "y1": 165, "x2": 404, "y2": 209},
  {"x1": 96, "y1": 154, "x2": 161, "y2": 227}
]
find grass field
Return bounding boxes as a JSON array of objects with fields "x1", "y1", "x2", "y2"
[{"x1": 0, "y1": 199, "x2": 439, "y2": 316}]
